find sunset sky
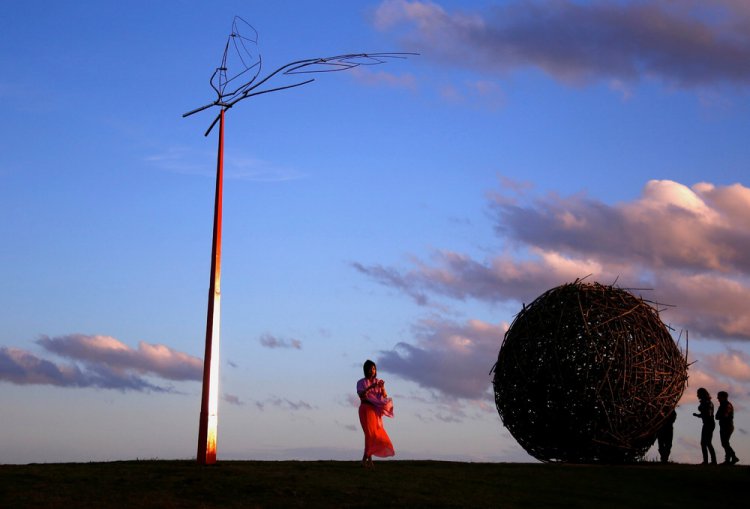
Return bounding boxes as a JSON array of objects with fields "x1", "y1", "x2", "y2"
[{"x1": 1, "y1": 0, "x2": 749, "y2": 465}]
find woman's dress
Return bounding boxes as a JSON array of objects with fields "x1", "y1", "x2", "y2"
[{"x1": 357, "y1": 377, "x2": 394, "y2": 457}]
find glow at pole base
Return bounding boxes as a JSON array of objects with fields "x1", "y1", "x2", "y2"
[{"x1": 205, "y1": 414, "x2": 218, "y2": 464}]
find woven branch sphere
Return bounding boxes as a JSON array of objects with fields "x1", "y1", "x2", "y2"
[{"x1": 492, "y1": 281, "x2": 688, "y2": 463}]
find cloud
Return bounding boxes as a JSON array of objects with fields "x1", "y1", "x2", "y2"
[
  {"x1": 340, "y1": 422, "x2": 358, "y2": 432},
  {"x1": 357, "y1": 179, "x2": 750, "y2": 341},
  {"x1": 701, "y1": 349, "x2": 750, "y2": 383},
  {"x1": 254, "y1": 396, "x2": 314, "y2": 412},
  {"x1": 1, "y1": 346, "x2": 87, "y2": 387},
  {"x1": 680, "y1": 357, "x2": 749, "y2": 412},
  {"x1": 435, "y1": 79, "x2": 506, "y2": 109},
  {"x1": 378, "y1": 317, "x2": 506, "y2": 399},
  {"x1": 37, "y1": 334, "x2": 202, "y2": 381},
  {"x1": 0, "y1": 334, "x2": 202, "y2": 391},
  {"x1": 374, "y1": 0, "x2": 750, "y2": 89},
  {"x1": 351, "y1": 67, "x2": 418, "y2": 90},
  {"x1": 223, "y1": 393, "x2": 243, "y2": 405},
  {"x1": 357, "y1": 249, "x2": 616, "y2": 307},
  {"x1": 259, "y1": 334, "x2": 302, "y2": 350},
  {"x1": 147, "y1": 147, "x2": 306, "y2": 182},
  {"x1": 493, "y1": 180, "x2": 750, "y2": 274}
]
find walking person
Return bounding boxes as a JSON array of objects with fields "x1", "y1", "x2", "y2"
[
  {"x1": 693, "y1": 387, "x2": 717, "y2": 465},
  {"x1": 356, "y1": 360, "x2": 394, "y2": 468},
  {"x1": 716, "y1": 391, "x2": 739, "y2": 465}
]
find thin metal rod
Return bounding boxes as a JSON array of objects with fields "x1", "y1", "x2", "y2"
[{"x1": 197, "y1": 108, "x2": 225, "y2": 465}]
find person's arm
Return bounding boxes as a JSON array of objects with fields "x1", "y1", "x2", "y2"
[
  {"x1": 358, "y1": 379, "x2": 385, "y2": 399},
  {"x1": 357, "y1": 380, "x2": 377, "y2": 399}
]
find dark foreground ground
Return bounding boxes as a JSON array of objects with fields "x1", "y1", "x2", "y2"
[{"x1": 0, "y1": 460, "x2": 747, "y2": 508}]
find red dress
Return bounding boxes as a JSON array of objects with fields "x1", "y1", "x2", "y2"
[{"x1": 357, "y1": 377, "x2": 395, "y2": 457}]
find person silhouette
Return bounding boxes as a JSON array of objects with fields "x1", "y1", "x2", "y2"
[
  {"x1": 693, "y1": 387, "x2": 717, "y2": 465},
  {"x1": 656, "y1": 408, "x2": 677, "y2": 463},
  {"x1": 715, "y1": 391, "x2": 739, "y2": 465}
]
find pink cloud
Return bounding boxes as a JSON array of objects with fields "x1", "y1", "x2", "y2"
[
  {"x1": 356, "y1": 179, "x2": 750, "y2": 342},
  {"x1": 37, "y1": 334, "x2": 202, "y2": 381},
  {"x1": 493, "y1": 180, "x2": 750, "y2": 275},
  {"x1": 378, "y1": 317, "x2": 507, "y2": 399},
  {"x1": 702, "y1": 349, "x2": 750, "y2": 382},
  {"x1": 0, "y1": 334, "x2": 202, "y2": 391},
  {"x1": 653, "y1": 272, "x2": 750, "y2": 339}
]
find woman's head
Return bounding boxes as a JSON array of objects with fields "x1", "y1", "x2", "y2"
[
  {"x1": 363, "y1": 359, "x2": 376, "y2": 378},
  {"x1": 697, "y1": 387, "x2": 710, "y2": 400}
]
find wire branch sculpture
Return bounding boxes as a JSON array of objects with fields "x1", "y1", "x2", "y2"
[
  {"x1": 184, "y1": 16, "x2": 416, "y2": 136},
  {"x1": 187, "y1": 15, "x2": 415, "y2": 465}
]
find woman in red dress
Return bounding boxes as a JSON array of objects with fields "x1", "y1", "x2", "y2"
[{"x1": 357, "y1": 360, "x2": 394, "y2": 468}]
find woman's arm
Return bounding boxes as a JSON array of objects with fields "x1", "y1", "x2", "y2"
[{"x1": 358, "y1": 379, "x2": 385, "y2": 399}]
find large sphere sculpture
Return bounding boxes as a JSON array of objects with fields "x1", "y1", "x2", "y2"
[{"x1": 492, "y1": 280, "x2": 688, "y2": 463}]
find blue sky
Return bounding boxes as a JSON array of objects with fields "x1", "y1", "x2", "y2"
[{"x1": 1, "y1": 0, "x2": 749, "y2": 464}]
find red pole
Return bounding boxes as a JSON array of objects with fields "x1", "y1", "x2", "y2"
[{"x1": 198, "y1": 108, "x2": 225, "y2": 465}]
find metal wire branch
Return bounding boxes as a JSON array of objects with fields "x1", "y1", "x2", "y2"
[{"x1": 184, "y1": 16, "x2": 417, "y2": 136}]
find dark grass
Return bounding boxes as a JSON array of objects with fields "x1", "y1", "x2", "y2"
[{"x1": 0, "y1": 460, "x2": 747, "y2": 508}]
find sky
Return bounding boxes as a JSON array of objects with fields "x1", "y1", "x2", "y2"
[{"x1": 1, "y1": 0, "x2": 749, "y2": 465}]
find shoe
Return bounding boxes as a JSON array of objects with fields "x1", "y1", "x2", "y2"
[{"x1": 731, "y1": 457, "x2": 739, "y2": 464}]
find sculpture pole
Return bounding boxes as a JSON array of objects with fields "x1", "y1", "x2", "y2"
[
  {"x1": 184, "y1": 16, "x2": 414, "y2": 464},
  {"x1": 197, "y1": 108, "x2": 224, "y2": 465}
]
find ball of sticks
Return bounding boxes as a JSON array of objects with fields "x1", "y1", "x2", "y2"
[{"x1": 492, "y1": 280, "x2": 688, "y2": 463}]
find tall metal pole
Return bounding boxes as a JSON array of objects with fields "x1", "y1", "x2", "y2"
[{"x1": 197, "y1": 108, "x2": 225, "y2": 465}]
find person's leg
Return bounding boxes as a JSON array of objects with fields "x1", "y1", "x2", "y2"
[
  {"x1": 359, "y1": 405, "x2": 373, "y2": 468},
  {"x1": 660, "y1": 429, "x2": 673, "y2": 463},
  {"x1": 725, "y1": 427, "x2": 737, "y2": 463},
  {"x1": 700, "y1": 426, "x2": 716, "y2": 464},
  {"x1": 707, "y1": 428, "x2": 717, "y2": 464},
  {"x1": 719, "y1": 427, "x2": 731, "y2": 463}
]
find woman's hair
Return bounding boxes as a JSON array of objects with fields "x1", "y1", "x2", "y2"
[
  {"x1": 697, "y1": 387, "x2": 710, "y2": 400},
  {"x1": 363, "y1": 359, "x2": 376, "y2": 378}
]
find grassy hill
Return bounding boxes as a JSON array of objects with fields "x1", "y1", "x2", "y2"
[{"x1": 1, "y1": 460, "x2": 746, "y2": 508}]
